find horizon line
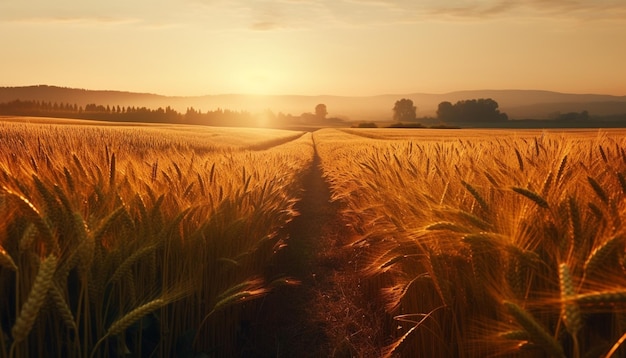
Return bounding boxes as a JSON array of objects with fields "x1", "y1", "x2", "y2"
[{"x1": 2, "y1": 84, "x2": 626, "y2": 99}]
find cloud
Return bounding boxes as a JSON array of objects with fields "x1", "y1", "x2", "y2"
[
  {"x1": 425, "y1": 2, "x2": 518, "y2": 19},
  {"x1": 316, "y1": 0, "x2": 626, "y2": 23},
  {"x1": 419, "y1": 0, "x2": 626, "y2": 21},
  {"x1": 0, "y1": 0, "x2": 191, "y2": 28},
  {"x1": 3, "y1": 0, "x2": 623, "y2": 32},
  {"x1": 230, "y1": 0, "x2": 626, "y2": 31},
  {"x1": 4, "y1": 16, "x2": 139, "y2": 26},
  {"x1": 246, "y1": 2, "x2": 289, "y2": 31}
]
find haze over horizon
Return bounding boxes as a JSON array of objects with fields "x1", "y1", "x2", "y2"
[{"x1": 1, "y1": 1, "x2": 625, "y2": 97}]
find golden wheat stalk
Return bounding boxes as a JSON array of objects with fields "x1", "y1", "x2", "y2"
[
  {"x1": 3, "y1": 187, "x2": 57, "y2": 252},
  {"x1": 429, "y1": 253, "x2": 453, "y2": 306},
  {"x1": 0, "y1": 246, "x2": 17, "y2": 271},
  {"x1": 382, "y1": 306, "x2": 445, "y2": 358},
  {"x1": 497, "y1": 330, "x2": 531, "y2": 341},
  {"x1": 425, "y1": 221, "x2": 470, "y2": 233},
  {"x1": 109, "y1": 152, "x2": 116, "y2": 187},
  {"x1": 70, "y1": 212, "x2": 94, "y2": 278},
  {"x1": 588, "y1": 202, "x2": 604, "y2": 220},
  {"x1": 90, "y1": 206, "x2": 125, "y2": 243}
]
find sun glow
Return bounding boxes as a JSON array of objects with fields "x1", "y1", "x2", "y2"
[
  {"x1": 236, "y1": 70, "x2": 278, "y2": 95},
  {"x1": 1, "y1": 1, "x2": 626, "y2": 97}
]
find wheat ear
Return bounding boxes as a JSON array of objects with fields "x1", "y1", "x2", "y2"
[
  {"x1": 574, "y1": 290, "x2": 626, "y2": 305},
  {"x1": 587, "y1": 176, "x2": 609, "y2": 205},
  {"x1": 11, "y1": 255, "x2": 57, "y2": 343},
  {"x1": 568, "y1": 197, "x2": 583, "y2": 252},
  {"x1": 108, "y1": 245, "x2": 158, "y2": 284},
  {"x1": 90, "y1": 298, "x2": 165, "y2": 358},
  {"x1": 49, "y1": 283, "x2": 77, "y2": 331},
  {"x1": 511, "y1": 187, "x2": 549, "y2": 209},
  {"x1": 461, "y1": 180, "x2": 489, "y2": 211},
  {"x1": 503, "y1": 300, "x2": 565, "y2": 358},
  {"x1": 599, "y1": 145, "x2": 608, "y2": 163},
  {"x1": 559, "y1": 263, "x2": 582, "y2": 338},
  {"x1": 63, "y1": 167, "x2": 75, "y2": 192},
  {"x1": 556, "y1": 155, "x2": 568, "y2": 183},
  {"x1": 106, "y1": 299, "x2": 164, "y2": 336},
  {"x1": 617, "y1": 172, "x2": 626, "y2": 195},
  {"x1": 541, "y1": 171, "x2": 554, "y2": 197},
  {"x1": 584, "y1": 234, "x2": 624, "y2": 279},
  {"x1": 514, "y1": 148, "x2": 524, "y2": 171}
]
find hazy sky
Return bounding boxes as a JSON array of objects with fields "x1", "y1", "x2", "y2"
[{"x1": 1, "y1": 0, "x2": 625, "y2": 96}]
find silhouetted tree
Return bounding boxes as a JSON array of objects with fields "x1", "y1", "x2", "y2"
[
  {"x1": 437, "y1": 101, "x2": 455, "y2": 122},
  {"x1": 355, "y1": 122, "x2": 377, "y2": 128},
  {"x1": 393, "y1": 99, "x2": 417, "y2": 121},
  {"x1": 315, "y1": 103, "x2": 327, "y2": 119},
  {"x1": 555, "y1": 110, "x2": 590, "y2": 121},
  {"x1": 437, "y1": 98, "x2": 507, "y2": 123}
]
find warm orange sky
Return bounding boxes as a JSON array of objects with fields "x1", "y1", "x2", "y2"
[{"x1": 1, "y1": 1, "x2": 625, "y2": 97}]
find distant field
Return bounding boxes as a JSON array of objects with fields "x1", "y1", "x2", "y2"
[
  {"x1": 2, "y1": 120, "x2": 626, "y2": 357},
  {"x1": 342, "y1": 127, "x2": 626, "y2": 140},
  {"x1": 0, "y1": 116, "x2": 305, "y2": 151}
]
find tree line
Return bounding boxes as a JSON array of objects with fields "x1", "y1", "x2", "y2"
[
  {"x1": 0, "y1": 99, "x2": 264, "y2": 126},
  {"x1": 393, "y1": 98, "x2": 508, "y2": 123},
  {"x1": 0, "y1": 100, "x2": 344, "y2": 128}
]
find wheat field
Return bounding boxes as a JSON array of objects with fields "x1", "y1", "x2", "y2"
[
  {"x1": 0, "y1": 119, "x2": 313, "y2": 357},
  {"x1": 315, "y1": 128, "x2": 626, "y2": 357},
  {"x1": 3, "y1": 120, "x2": 626, "y2": 357}
]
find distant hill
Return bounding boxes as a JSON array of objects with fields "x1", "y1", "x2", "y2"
[{"x1": 1, "y1": 85, "x2": 625, "y2": 121}]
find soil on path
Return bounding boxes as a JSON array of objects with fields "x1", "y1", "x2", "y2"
[
  {"x1": 237, "y1": 137, "x2": 385, "y2": 357},
  {"x1": 236, "y1": 142, "x2": 337, "y2": 356}
]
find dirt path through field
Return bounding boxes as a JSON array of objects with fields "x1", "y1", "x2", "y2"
[
  {"x1": 238, "y1": 133, "x2": 385, "y2": 357},
  {"x1": 238, "y1": 136, "x2": 340, "y2": 356}
]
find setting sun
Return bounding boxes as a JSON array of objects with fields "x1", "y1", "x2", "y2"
[{"x1": 234, "y1": 69, "x2": 279, "y2": 95}]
